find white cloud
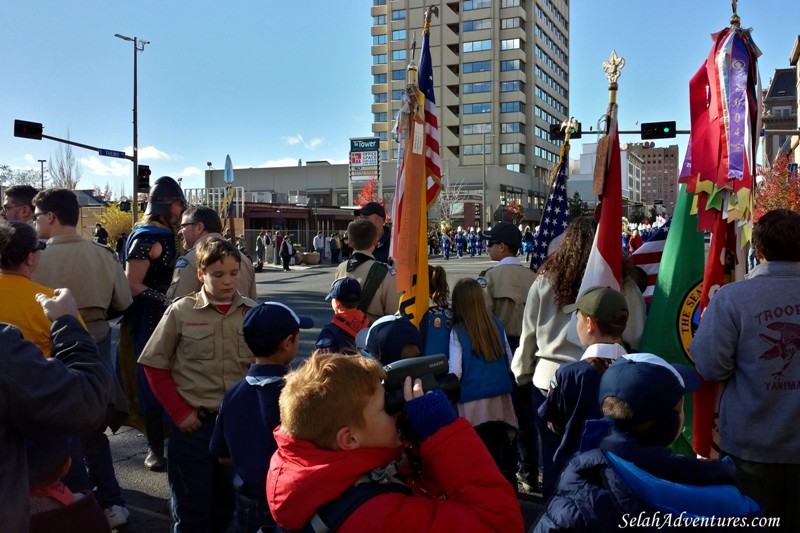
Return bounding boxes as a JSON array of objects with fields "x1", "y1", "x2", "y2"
[
  {"x1": 259, "y1": 158, "x2": 304, "y2": 168},
  {"x1": 80, "y1": 156, "x2": 130, "y2": 177},
  {"x1": 282, "y1": 134, "x2": 325, "y2": 150},
  {"x1": 181, "y1": 167, "x2": 202, "y2": 177},
  {"x1": 24, "y1": 154, "x2": 35, "y2": 164},
  {"x1": 123, "y1": 145, "x2": 172, "y2": 161}
]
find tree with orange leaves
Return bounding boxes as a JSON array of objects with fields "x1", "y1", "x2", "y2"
[
  {"x1": 356, "y1": 177, "x2": 380, "y2": 206},
  {"x1": 754, "y1": 155, "x2": 800, "y2": 221}
]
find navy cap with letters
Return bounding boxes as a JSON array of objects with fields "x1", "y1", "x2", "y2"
[{"x1": 243, "y1": 302, "x2": 313, "y2": 352}]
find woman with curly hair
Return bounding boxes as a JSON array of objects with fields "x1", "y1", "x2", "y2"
[{"x1": 513, "y1": 216, "x2": 645, "y2": 497}]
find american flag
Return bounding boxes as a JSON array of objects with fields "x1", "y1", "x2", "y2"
[
  {"x1": 530, "y1": 157, "x2": 570, "y2": 271},
  {"x1": 631, "y1": 218, "x2": 671, "y2": 303},
  {"x1": 418, "y1": 27, "x2": 441, "y2": 206}
]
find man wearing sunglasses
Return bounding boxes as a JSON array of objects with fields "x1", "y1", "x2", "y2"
[{"x1": 2, "y1": 184, "x2": 37, "y2": 224}]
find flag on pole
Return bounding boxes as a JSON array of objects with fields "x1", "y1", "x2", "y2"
[
  {"x1": 418, "y1": 29, "x2": 441, "y2": 207},
  {"x1": 576, "y1": 107, "x2": 623, "y2": 294},
  {"x1": 530, "y1": 151, "x2": 570, "y2": 271},
  {"x1": 392, "y1": 10, "x2": 438, "y2": 327},
  {"x1": 631, "y1": 218, "x2": 671, "y2": 304},
  {"x1": 638, "y1": 183, "x2": 705, "y2": 456}
]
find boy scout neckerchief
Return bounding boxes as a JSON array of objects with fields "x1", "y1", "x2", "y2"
[
  {"x1": 332, "y1": 309, "x2": 370, "y2": 337},
  {"x1": 346, "y1": 252, "x2": 372, "y2": 272}
]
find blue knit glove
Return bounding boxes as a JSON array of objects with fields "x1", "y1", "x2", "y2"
[{"x1": 403, "y1": 390, "x2": 457, "y2": 440}]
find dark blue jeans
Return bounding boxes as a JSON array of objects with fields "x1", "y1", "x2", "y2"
[
  {"x1": 532, "y1": 387, "x2": 561, "y2": 500},
  {"x1": 511, "y1": 382, "x2": 540, "y2": 487},
  {"x1": 234, "y1": 491, "x2": 275, "y2": 533},
  {"x1": 63, "y1": 429, "x2": 124, "y2": 508},
  {"x1": 168, "y1": 417, "x2": 235, "y2": 533}
]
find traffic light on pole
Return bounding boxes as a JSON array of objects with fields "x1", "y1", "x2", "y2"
[
  {"x1": 641, "y1": 121, "x2": 676, "y2": 140},
  {"x1": 137, "y1": 165, "x2": 151, "y2": 192},
  {"x1": 548, "y1": 121, "x2": 582, "y2": 141},
  {"x1": 14, "y1": 120, "x2": 43, "y2": 140}
]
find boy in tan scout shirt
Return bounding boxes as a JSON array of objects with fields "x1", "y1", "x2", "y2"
[
  {"x1": 139, "y1": 236, "x2": 257, "y2": 531},
  {"x1": 476, "y1": 221, "x2": 539, "y2": 493}
]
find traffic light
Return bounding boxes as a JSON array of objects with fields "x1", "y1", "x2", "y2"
[
  {"x1": 14, "y1": 120, "x2": 43, "y2": 140},
  {"x1": 137, "y1": 165, "x2": 151, "y2": 192},
  {"x1": 118, "y1": 200, "x2": 131, "y2": 212},
  {"x1": 641, "y1": 121, "x2": 676, "y2": 140},
  {"x1": 548, "y1": 121, "x2": 582, "y2": 141}
]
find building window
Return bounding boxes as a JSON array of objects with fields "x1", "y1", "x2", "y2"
[
  {"x1": 501, "y1": 59, "x2": 521, "y2": 71},
  {"x1": 392, "y1": 89, "x2": 404, "y2": 100},
  {"x1": 392, "y1": 29, "x2": 406, "y2": 40},
  {"x1": 464, "y1": 18, "x2": 492, "y2": 31},
  {"x1": 464, "y1": 144, "x2": 491, "y2": 155},
  {"x1": 463, "y1": 81, "x2": 491, "y2": 94},
  {"x1": 464, "y1": 0, "x2": 491, "y2": 11},
  {"x1": 501, "y1": 17, "x2": 521, "y2": 29},
  {"x1": 501, "y1": 0, "x2": 520, "y2": 7},
  {"x1": 501, "y1": 122, "x2": 522, "y2": 133},
  {"x1": 500, "y1": 80, "x2": 522, "y2": 92},
  {"x1": 381, "y1": 150, "x2": 389, "y2": 161},
  {"x1": 377, "y1": 131, "x2": 388, "y2": 141},
  {"x1": 373, "y1": 15, "x2": 386, "y2": 25},
  {"x1": 501, "y1": 143, "x2": 521, "y2": 154},
  {"x1": 501, "y1": 101, "x2": 522, "y2": 113},
  {"x1": 373, "y1": 54, "x2": 387, "y2": 65},
  {"x1": 373, "y1": 73, "x2": 387, "y2": 84},
  {"x1": 392, "y1": 69, "x2": 406, "y2": 80},
  {"x1": 392, "y1": 50, "x2": 406, "y2": 61},
  {"x1": 506, "y1": 163, "x2": 523, "y2": 172},
  {"x1": 391, "y1": 9, "x2": 406, "y2": 20},
  {"x1": 463, "y1": 60, "x2": 492, "y2": 73},
  {"x1": 374, "y1": 112, "x2": 388, "y2": 122},
  {"x1": 463, "y1": 39, "x2": 492, "y2": 53},
  {"x1": 374, "y1": 93, "x2": 388, "y2": 103},
  {"x1": 373, "y1": 34, "x2": 387, "y2": 45},
  {"x1": 373, "y1": 0, "x2": 386, "y2": 5},
  {"x1": 463, "y1": 123, "x2": 492, "y2": 135},
  {"x1": 463, "y1": 102, "x2": 492, "y2": 114},
  {"x1": 501, "y1": 38, "x2": 521, "y2": 50}
]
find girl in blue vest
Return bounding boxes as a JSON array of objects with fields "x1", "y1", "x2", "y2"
[{"x1": 449, "y1": 279, "x2": 519, "y2": 484}]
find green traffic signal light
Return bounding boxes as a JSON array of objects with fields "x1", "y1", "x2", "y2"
[{"x1": 641, "y1": 121, "x2": 676, "y2": 140}]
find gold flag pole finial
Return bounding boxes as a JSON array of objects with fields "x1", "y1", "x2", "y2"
[
  {"x1": 602, "y1": 50, "x2": 625, "y2": 105},
  {"x1": 730, "y1": 0, "x2": 740, "y2": 28}
]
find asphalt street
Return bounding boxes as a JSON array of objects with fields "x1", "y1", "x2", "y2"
[{"x1": 108, "y1": 252, "x2": 544, "y2": 531}]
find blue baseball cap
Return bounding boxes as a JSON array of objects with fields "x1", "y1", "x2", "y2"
[
  {"x1": 243, "y1": 302, "x2": 313, "y2": 351},
  {"x1": 325, "y1": 277, "x2": 362, "y2": 304},
  {"x1": 355, "y1": 315, "x2": 421, "y2": 364},
  {"x1": 599, "y1": 353, "x2": 701, "y2": 425}
]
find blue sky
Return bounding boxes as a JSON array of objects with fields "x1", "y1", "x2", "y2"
[{"x1": 1, "y1": 1, "x2": 796, "y2": 196}]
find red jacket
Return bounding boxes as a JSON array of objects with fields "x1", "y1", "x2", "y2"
[{"x1": 268, "y1": 418, "x2": 524, "y2": 532}]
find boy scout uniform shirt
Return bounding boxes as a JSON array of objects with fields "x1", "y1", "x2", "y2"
[
  {"x1": 334, "y1": 250, "x2": 399, "y2": 323},
  {"x1": 32, "y1": 233, "x2": 132, "y2": 341},
  {"x1": 477, "y1": 257, "x2": 537, "y2": 338},
  {"x1": 137, "y1": 289, "x2": 257, "y2": 411},
  {"x1": 166, "y1": 232, "x2": 257, "y2": 300}
]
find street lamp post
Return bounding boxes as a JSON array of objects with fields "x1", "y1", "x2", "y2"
[
  {"x1": 482, "y1": 133, "x2": 495, "y2": 227},
  {"x1": 37, "y1": 159, "x2": 46, "y2": 189},
  {"x1": 115, "y1": 33, "x2": 149, "y2": 226}
]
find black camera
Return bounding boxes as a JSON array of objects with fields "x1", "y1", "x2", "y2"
[{"x1": 383, "y1": 354, "x2": 460, "y2": 415}]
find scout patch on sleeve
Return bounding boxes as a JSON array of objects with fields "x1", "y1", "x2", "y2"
[
  {"x1": 549, "y1": 375, "x2": 558, "y2": 392},
  {"x1": 175, "y1": 257, "x2": 189, "y2": 268},
  {"x1": 476, "y1": 277, "x2": 487, "y2": 288},
  {"x1": 388, "y1": 267, "x2": 396, "y2": 277}
]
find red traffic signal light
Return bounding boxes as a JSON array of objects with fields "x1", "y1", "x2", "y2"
[
  {"x1": 14, "y1": 120, "x2": 43, "y2": 140},
  {"x1": 641, "y1": 121, "x2": 676, "y2": 140}
]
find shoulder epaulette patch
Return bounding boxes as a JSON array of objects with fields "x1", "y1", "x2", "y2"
[
  {"x1": 476, "y1": 277, "x2": 487, "y2": 288},
  {"x1": 175, "y1": 257, "x2": 189, "y2": 268}
]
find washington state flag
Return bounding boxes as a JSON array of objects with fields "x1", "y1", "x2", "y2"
[{"x1": 638, "y1": 182, "x2": 705, "y2": 456}]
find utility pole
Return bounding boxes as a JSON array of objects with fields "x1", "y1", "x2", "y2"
[{"x1": 37, "y1": 159, "x2": 46, "y2": 189}]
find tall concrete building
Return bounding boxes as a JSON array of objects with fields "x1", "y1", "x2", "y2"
[
  {"x1": 370, "y1": 0, "x2": 570, "y2": 226},
  {"x1": 628, "y1": 143, "x2": 680, "y2": 215}
]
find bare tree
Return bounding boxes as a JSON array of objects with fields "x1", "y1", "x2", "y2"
[
  {"x1": 0, "y1": 165, "x2": 39, "y2": 187},
  {"x1": 48, "y1": 139, "x2": 82, "y2": 190},
  {"x1": 432, "y1": 173, "x2": 468, "y2": 228}
]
